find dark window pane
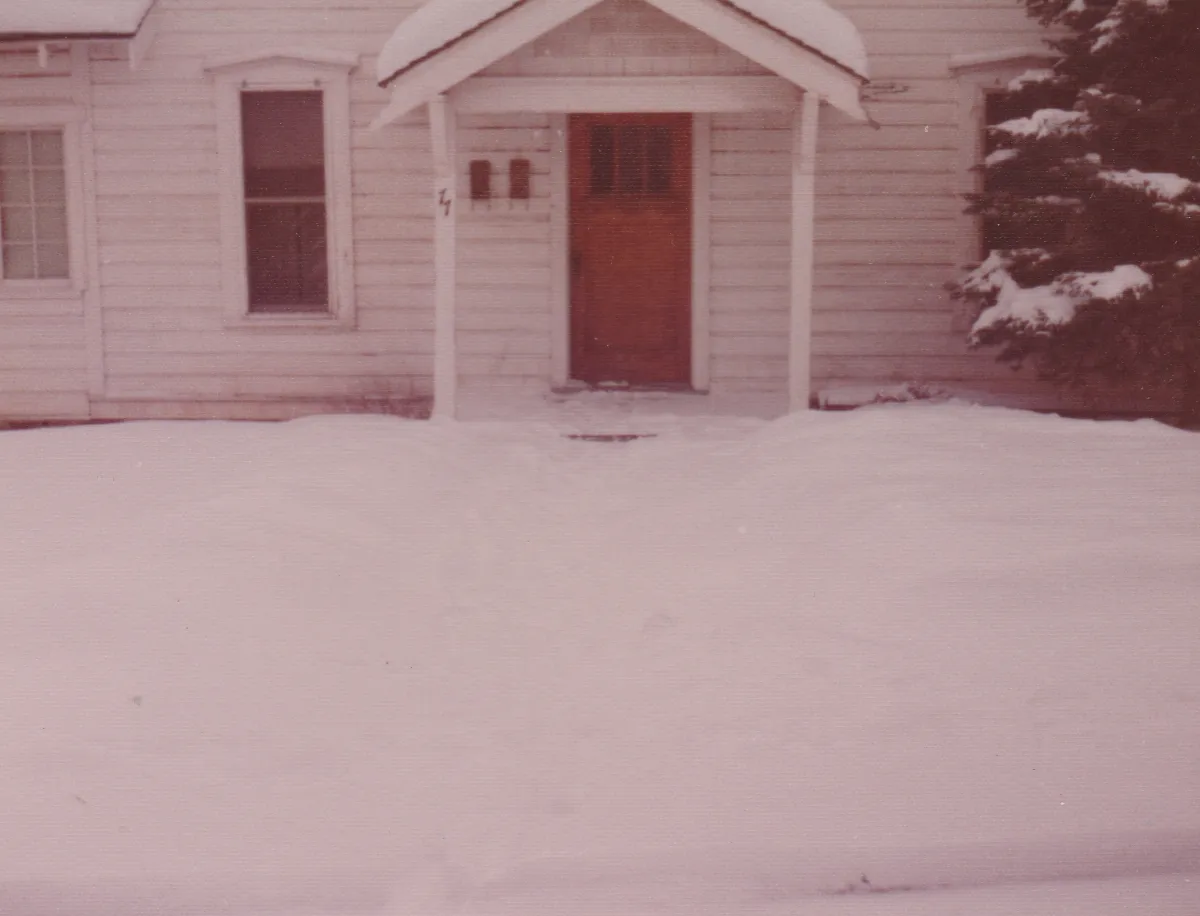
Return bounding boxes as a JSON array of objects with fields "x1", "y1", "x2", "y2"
[
  {"x1": 30, "y1": 131, "x2": 63, "y2": 167},
  {"x1": 646, "y1": 126, "x2": 672, "y2": 193},
  {"x1": 241, "y1": 91, "x2": 328, "y2": 312},
  {"x1": 2, "y1": 243, "x2": 35, "y2": 279},
  {"x1": 0, "y1": 166, "x2": 32, "y2": 204},
  {"x1": 245, "y1": 202, "x2": 328, "y2": 311},
  {"x1": 981, "y1": 91, "x2": 1067, "y2": 256},
  {"x1": 590, "y1": 125, "x2": 615, "y2": 194},
  {"x1": 241, "y1": 91, "x2": 325, "y2": 198},
  {"x1": 617, "y1": 126, "x2": 646, "y2": 193},
  {"x1": 0, "y1": 129, "x2": 70, "y2": 279},
  {"x1": 0, "y1": 132, "x2": 29, "y2": 168},
  {"x1": 983, "y1": 93, "x2": 1035, "y2": 155}
]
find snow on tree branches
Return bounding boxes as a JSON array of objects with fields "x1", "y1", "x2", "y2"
[{"x1": 950, "y1": 0, "x2": 1200, "y2": 424}]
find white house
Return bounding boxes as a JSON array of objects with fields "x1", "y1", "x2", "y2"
[{"x1": 1, "y1": 0, "x2": 1148, "y2": 424}]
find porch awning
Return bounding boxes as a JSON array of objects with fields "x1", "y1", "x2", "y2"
[
  {"x1": 372, "y1": 0, "x2": 870, "y2": 126},
  {"x1": 0, "y1": 0, "x2": 156, "y2": 42}
]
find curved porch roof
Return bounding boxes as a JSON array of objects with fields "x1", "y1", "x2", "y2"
[{"x1": 372, "y1": 0, "x2": 870, "y2": 126}]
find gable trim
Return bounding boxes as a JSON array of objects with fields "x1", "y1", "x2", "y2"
[
  {"x1": 947, "y1": 47, "x2": 1059, "y2": 74},
  {"x1": 371, "y1": 0, "x2": 867, "y2": 129},
  {"x1": 449, "y1": 76, "x2": 801, "y2": 114},
  {"x1": 708, "y1": 0, "x2": 865, "y2": 83},
  {"x1": 204, "y1": 48, "x2": 361, "y2": 75},
  {"x1": 371, "y1": 0, "x2": 597, "y2": 129},
  {"x1": 380, "y1": 1, "x2": 525, "y2": 89},
  {"x1": 652, "y1": 0, "x2": 864, "y2": 117}
]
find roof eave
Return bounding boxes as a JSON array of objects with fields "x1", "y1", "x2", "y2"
[
  {"x1": 372, "y1": 0, "x2": 870, "y2": 127},
  {"x1": 708, "y1": 0, "x2": 868, "y2": 84},
  {"x1": 0, "y1": 30, "x2": 139, "y2": 44},
  {"x1": 0, "y1": 0, "x2": 158, "y2": 47},
  {"x1": 379, "y1": 0, "x2": 529, "y2": 90}
]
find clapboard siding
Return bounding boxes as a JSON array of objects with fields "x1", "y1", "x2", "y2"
[
  {"x1": 454, "y1": 113, "x2": 554, "y2": 390},
  {"x1": 89, "y1": 0, "x2": 434, "y2": 409},
  {"x1": 481, "y1": 0, "x2": 769, "y2": 78},
  {"x1": 707, "y1": 112, "x2": 788, "y2": 392},
  {"x1": 0, "y1": 47, "x2": 91, "y2": 420},
  {"x1": 2, "y1": 0, "x2": 1075, "y2": 420},
  {"x1": 704, "y1": 0, "x2": 1046, "y2": 398},
  {"x1": 802, "y1": 0, "x2": 1046, "y2": 399}
]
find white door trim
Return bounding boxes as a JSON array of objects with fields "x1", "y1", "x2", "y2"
[
  {"x1": 549, "y1": 113, "x2": 570, "y2": 389},
  {"x1": 549, "y1": 113, "x2": 711, "y2": 390},
  {"x1": 691, "y1": 113, "x2": 712, "y2": 393},
  {"x1": 429, "y1": 94, "x2": 458, "y2": 420},
  {"x1": 788, "y1": 92, "x2": 820, "y2": 413}
]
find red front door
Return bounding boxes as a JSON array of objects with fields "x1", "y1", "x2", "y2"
[{"x1": 568, "y1": 113, "x2": 692, "y2": 386}]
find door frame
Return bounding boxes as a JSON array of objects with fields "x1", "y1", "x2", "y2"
[{"x1": 550, "y1": 112, "x2": 711, "y2": 392}]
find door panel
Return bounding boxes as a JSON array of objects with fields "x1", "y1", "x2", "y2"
[{"x1": 569, "y1": 114, "x2": 692, "y2": 386}]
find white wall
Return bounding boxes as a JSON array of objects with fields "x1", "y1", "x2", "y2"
[
  {"x1": 0, "y1": 47, "x2": 91, "y2": 420},
  {"x1": 88, "y1": 0, "x2": 435, "y2": 418},
  {"x1": 3, "y1": 0, "x2": 1123, "y2": 420}
]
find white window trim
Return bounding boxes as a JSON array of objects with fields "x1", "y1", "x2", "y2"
[
  {"x1": 207, "y1": 52, "x2": 358, "y2": 329},
  {"x1": 950, "y1": 50, "x2": 1060, "y2": 269},
  {"x1": 0, "y1": 105, "x2": 86, "y2": 300},
  {"x1": 949, "y1": 50, "x2": 1058, "y2": 329}
]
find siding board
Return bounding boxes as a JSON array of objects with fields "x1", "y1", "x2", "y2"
[
  {"x1": 0, "y1": 0, "x2": 1069, "y2": 419},
  {"x1": 0, "y1": 47, "x2": 90, "y2": 420}
]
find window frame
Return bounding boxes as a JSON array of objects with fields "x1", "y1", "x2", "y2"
[
  {"x1": 208, "y1": 52, "x2": 358, "y2": 328},
  {"x1": 0, "y1": 106, "x2": 86, "y2": 300},
  {"x1": 950, "y1": 50, "x2": 1060, "y2": 269},
  {"x1": 949, "y1": 49, "x2": 1059, "y2": 329}
]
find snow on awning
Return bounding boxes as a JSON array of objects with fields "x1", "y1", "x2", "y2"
[
  {"x1": 708, "y1": 0, "x2": 869, "y2": 82},
  {"x1": 0, "y1": 0, "x2": 156, "y2": 42},
  {"x1": 376, "y1": 0, "x2": 523, "y2": 87},
  {"x1": 373, "y1": 0, "x2": 870, "y2": 125},
  {"x1": 378, "y1": 0, "x2": 868, "y2": 87}
]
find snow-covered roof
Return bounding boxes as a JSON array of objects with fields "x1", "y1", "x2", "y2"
[
  {"x1": 377, "y1": 0, "x2": 519, "y2": 87},
  {"x1": 715, "y1": 0, "x2": 870, "y2": 80},
  {"x1": 376, "y1": 0, "x2": 869, "y2": 87},
  {"x1": 0, "y1": 0, "x2": 155, "y2": 40}
]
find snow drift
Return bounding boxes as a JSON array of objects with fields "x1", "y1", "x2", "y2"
[{"x1": 1, "y1": 404, "x2": 1198, "y2": 913}]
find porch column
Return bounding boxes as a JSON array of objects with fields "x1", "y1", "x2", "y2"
[
  {"x1": 789, "y1": 90, "x2": 820, "y2": 413},
  {"x1": 429, "y1": 94, "x2": 458, "y2": 420}
]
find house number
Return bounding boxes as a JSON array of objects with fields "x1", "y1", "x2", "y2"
[{"x1": 438, "y1": 188, "x2": 453, "y2": 217}]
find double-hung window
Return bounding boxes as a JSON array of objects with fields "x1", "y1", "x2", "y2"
[
  {"x1": 241, "y1": 91, "x2": 329, "y2": 311},
  {"x1": 209, "y1": 53, "x2": 357, "y2": 326},
  {"x1": 0, "y1": 130, "x2": 69, "y2": 281},
  {"x1": 951, "y1": 50, "x2": 1061, "y2": 264},
  {"x1": 949, "y1": 50, "x2": 1059, "y2": 328},
  {"x1": 0, "y1": 116, "x2": 82, "y2": 293}
]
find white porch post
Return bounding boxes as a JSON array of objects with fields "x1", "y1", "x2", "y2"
[
  {"x1": 429, "y1": 94, "x2": 458, "y2": 420},
  {"x1": 789, "y1": 90, "x2": 820, "y2": 413}
]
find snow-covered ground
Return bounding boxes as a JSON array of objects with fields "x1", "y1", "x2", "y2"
[{"x1": 1, "y1": 401, "x2": 1198, "y2": 915}]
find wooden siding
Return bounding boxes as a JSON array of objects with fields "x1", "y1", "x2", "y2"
[
  {"x1": 480, "y1": 0, "x2": 769, "y2": 78},
  {"x1": 808, "y1": 0, "x2": 1048, "y2": 402},
  {"x1": 705, "y1": 0, "x2": 1057, "y2": 399},
  {"x1": 1, "y1": 0, "x2": 1110, "y2": 420},
  {"x1": 466, "y1": 0, "x2": 1062, "y2": 402},
  {"x1": 454, "y1": 114, "x2": 553, "y2": 393},
  {"x1": 0, "y1": 46, "x2": 90, "y2": 419},
  {"x1": 89, "y1": 0, "x2": 433, "y2": 412}
]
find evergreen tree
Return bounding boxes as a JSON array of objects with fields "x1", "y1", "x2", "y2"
[{"x1": 951, "y1": 0, "x2": 1200, "y2": 425}]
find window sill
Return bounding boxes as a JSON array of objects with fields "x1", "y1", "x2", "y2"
[
  {"x1": 224, "y1": 310, "x2": 355, "y2": 331},
  {"x1": 0, "y1": 281, "x2": 82, "y2": 301}
]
